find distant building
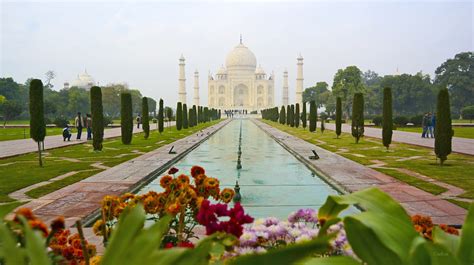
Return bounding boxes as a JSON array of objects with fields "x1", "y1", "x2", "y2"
[{"x1": 64, "y1": 69, "x2": 96, "y2": 90}]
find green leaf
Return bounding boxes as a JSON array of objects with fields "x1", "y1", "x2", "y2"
[
  {"x1": 318, "y1": 196, "x2": 349, "y2": 220},
  {"x1": 409, "y1": 236, "x2": 460, "y2": 265},
  {"x1": 303, "y1": 256, "x2": 361, "y2": 265},
  {"x1": 318, "y1": 217, "x2": 340, "y2": 236},
  {"x1": 0, "y1": 222, "x2": 26, "y2": 265},
  {"x1": 229, "y1": 234, "x2": 334, "y2": 265},
  {"x1": 101, "y1": 204, "x2": 146, "y2": 265},
  {"x1": 344, "y1": 216, "x2": 401, "y2": 265},
  {"x1": 432, "y1": 226, "x2": 459, "y2": 255},
  {"x1": 457, "y1": 203, "x2": 474, "y2": 265},
  {"x1": 20, "y1": 217, "x2": 51, "y2": 265}
]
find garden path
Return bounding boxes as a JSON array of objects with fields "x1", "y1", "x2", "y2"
[{"x1": 319, "y1": 122, "x2": 474, "y2": 156}]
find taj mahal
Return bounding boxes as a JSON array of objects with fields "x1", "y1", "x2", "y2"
[{"x1": 178, "y1": 37, "x2": 304, "y2": 111}]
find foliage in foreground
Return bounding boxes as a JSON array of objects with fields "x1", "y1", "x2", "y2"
[{"x1": 1, "y1": 187, "x2": 472, "y2": 265}]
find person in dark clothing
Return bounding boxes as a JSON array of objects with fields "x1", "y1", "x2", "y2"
[
  {"x1": 86, "y1": 113, "x2": 92, "y2": 140},
  {"x1": 430, "y1": 113, "x2": 436, "y2": 138},
  {"x1": 136, "y1": 115, "x2": 141, "y2": 129},
  {"x1": 421, "y1": 113, "x2": 429, "y2": 138},
  {"x1": 62, "y1": 125, "x2": 72, "y2": 141},
  {"x1": 75, "y1": 112, "x2": 84, "y2": 140}
]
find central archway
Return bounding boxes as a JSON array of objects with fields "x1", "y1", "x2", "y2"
[{"x1": 233, "y1": 84, "x2": 249, "y2": 107}]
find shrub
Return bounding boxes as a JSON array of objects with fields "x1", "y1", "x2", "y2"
[
  {"x1": 372, "y1": 115, "x2": 383, "y2": 126},
  {"x1": 393, "y1": 116, "x2": 409, "y2": 127},
  {"x1": 90, "y1": 86, "x2": 104, "y2": 151},
  {"x1": 295, "y1": 103, "x2": 300, "y2": 128},
  {"x1": 120, "y1": 93, "x2": 133, "y2": 144},
  {"x1": 351, "y1": 93, "x2": 364, "y2": 143},
  {"x1": 158, "y1": 99, "x2": 164, "y2": 133},
  {"x1": 301, "y1": 102, "x2": 307, "y2": 129},
  {"x1": 142, "y1": 97, "x2": 150, "y2": 139},
  {"x1": 183, "y1": 103, "x2": 188, "y2": 129},
  {"x1": 53, "y1": 117, "x2": 69, "y2": 128},
  {"x1": 289, "y1": 104, "x2": 295, "y2": 127},
  {"x1": 410, "y1": 115, "x2": 424, "y2": 126},
  {"x1": 435, "y1": 88, "x2": 453, "y2": 165},
  {"x1": 336, "y1": 97, "x2": 342, "y2": 138},
  {"x1": 176, "y1": 102, "x2": 182, "y2": 130},
  {"x1": 382, "y1": 87, "x2": 393, "y2": 150},
  {"x1": 462, "y1": 105, "x2": 474, "y2": 122},
  {"x1": 103, "y1": 116, "x2": 113, "y2": 127},
  {"x1": 309, "y1": 100, "x2": 317, "y2": 132},
  {"x1": 29, "y1": 79, "x2": 46, "y2": 167},
  {"x1": 279, "y1": 106, "x2": 286, "y2": 124}
]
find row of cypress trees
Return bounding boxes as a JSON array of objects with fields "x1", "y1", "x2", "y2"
[{"x1": 175, "y1": 102, "x2": 220, "y2": 131}]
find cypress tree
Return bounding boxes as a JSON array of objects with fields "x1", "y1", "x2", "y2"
[
  {"x1": 189, "y1": 107, "x2": 195, "y2": 127},
  {"x1": 295, "y1": 103, "x2": 300, "y2": 128},
  {"x1": 336, "y1": 97, "x2": 342, "y2": 138},
  {"x1": 302, "y1": 102, "x2": 307, "y2": 129},
  {"x1": 351, "y1": 93, "x2": 364, "y2": 143},
  {"x1": 142, "y1": 97, "x2": 150, "y2": 139},
  {"x1": 193, "y1": 105, "x2": 198, "y2": 126},
  {"x1": 90, "y1": 86, "x2": 104, "y2": 151},
  {"x1": 183, "y1": 104, "x2": 188, "y2": 129},
  {"x1": 218, "y1": 109, "x2": 221, "y2": 119},
  {"x1": 120, "y1": 93, "x2": 133, "y2": 144},
  {"x1": 280, "y1": 106, "x2": 286, "y2": 124},
  {"x1": 309, "y1": 100, "x2": 317, "y2": 132},
  {"x1": 289, "y1": 105, "x2": 295, "y2": 127},
  {"x1": 176, "y1": 102, "x2": 182, "y2": 130},
  {"x1": 158, "y1": 99, "x2": 164, "y2": 133},
  {"x1": 435, "y1": 88, "x2": 453, "y2": 165},
  {"x1": 382, "y1": 87, "x2": 393, "y2": 150},
  {"x1": 29, "y1": 79, "x2": 46, "y2": 167},
  {"x1": 286, "y1": 105, "x2": 291, "y2": 125}
]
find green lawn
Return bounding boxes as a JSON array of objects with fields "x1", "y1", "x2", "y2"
[
  {"x1": 0, "y1": 120, "x2": 220, "y2": 215},
  {"x1": 0, "y1": 127, "x2": 64, "y2": 141},
  {"x1": 263, "y1": 120, "x2": 474, "y2": 209},
  {"x1": 395, "y1": 126, "x2": 474, "y2": 139}
]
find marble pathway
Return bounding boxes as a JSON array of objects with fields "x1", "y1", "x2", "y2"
[
  {"x1": 254, "y1": 119, "x2": 467, "y2": 225},
  {"x1": 7, "y1": 119, "x2": 231, "y2": 228},
  {"x1": 0, "y1": 122, "x2": 175, "y2": 159},
  {"x1": 320, "y1": 122, "x2": 474, "y2": 156}
]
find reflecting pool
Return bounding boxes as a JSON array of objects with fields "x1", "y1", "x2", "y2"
[{"x1": 138, "y1": 119, "x2": 342, "y2": 219}]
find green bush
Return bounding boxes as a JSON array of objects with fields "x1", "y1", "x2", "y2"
[
  {"x1": 279, "y1": 106, "x2": 286, "y2": 124},
  {"x1": 120, "y1": 93, "x2": 133, "y2": 144},
  {"x1": 336, "y1": 97, "x2": 342, "y2": 138},
  {"x1": 52, "y1": 117, "x2": 69, "y2": 128},
  {"x1": 183, "y1": 104, "x2": 188, "y2": 129},
  {"x1": 410, "y1": 115, "x2": 424, "y2": 126},
  {"x1": 142, "y1": 97, "x2": 150, "y2": 139},
  {"x1": 462, "y1": 105, "x2": 474, "y2": 122},
  {"x1": 176, "y1": 102, "x2": 182, "y2": 130},
  {"x1": 29, "y1": 79, "x2": 46, "y2": 167},
  {"x1": 372, "y1": 115, "x2": 383, "y2": 126},
  {"x1": 309, "y1": 100, "x2": 317, "y2": 132},
  {"x1": 289, "y1": 104, "x2": 295, "y2": 127},
  {"x1": 351, "y1": 93, "x2": 364, "y2": 143},
  {"x1": 393, "y1": 116, "x2": 409, "y2": 127},
  {"x1": 295, "y1": 103, "x2": 300, "y2": 128},
  {"x1": 301, "y1": 102, "x2": 307, "y2": 129},
  {"x1": 435, "y1": 88, "x2": 454, "y2": 165},
  {"x1": 103, "y1": 116, "x2": 113, "y2": 127},
  {"x1": 90, "y1": 86, "x2": 104, "y2": 151},
  {"x1": 382, "y1": 87, "x2": 393, "y2": 150},
  {"x1": 158, "y1": 99, "x2": 164, "y2": 133}
]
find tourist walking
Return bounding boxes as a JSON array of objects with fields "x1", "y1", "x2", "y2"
[
  {"x1": 75, "y1": 112, "x2": 84, "y2": 140},
  {"x1": 86, "y1": 113, "x2": 92, "y2": 140},
  {"x1": 426, "y1": 112, "x2": 433, "y2": 138},
  {"x1": 136, "y1": 115, "x2": 141, "y2": 129},
  {"x1": 62, "y1": 124, "x2": 72, "y2": 141},
  {"x1": 430, "y1": 113, "x2": 436, "y2": 138},
  {"x1": 421, "y1": 113, "x2": 429, "y2": 138}
]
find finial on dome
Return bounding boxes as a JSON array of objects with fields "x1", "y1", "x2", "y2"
[
  {"x1": 240, "y1": 34, "x2": 242, "y2": 44},
  {"x1": 180, "y1": 54, "x2": 185, "y2": 60}
]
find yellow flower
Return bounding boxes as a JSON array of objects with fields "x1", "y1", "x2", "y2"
[
  {"x1": 120, "y1": 193, "x2": 135, "y2": 202},
  {"x1": 143, "y1": 195, "x2": 160, "y2": 214},
  {"x1": 195, "y1": 174, "x2": 206, "y2": 186},
  {"x1": 90, "y1": 256, "x2": 102, "y2": 265},
  {"x1": 160, "y1": 175, "x2": 173, "y2": 189},
  {"x1": 92, "y1": 220, "x2": 105, "y2": 236},
  {"x1": 204, "y1": 177, "x2": 219, "y2": 190},
  {"x1": 177, "y1": 174, "x2": 190, "y2": 186},
  {"x1": 220, "y1": 188, "x2": 235, "y2": 203},
  {"x1": 166, "y1": 202, "x2": 181, "y2": 215}
]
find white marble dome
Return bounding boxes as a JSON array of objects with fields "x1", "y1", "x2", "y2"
[
  {"x1": 255, "y1": 65, "x2": 266, "y2": 75},
  {"x1": 225, "y1": 43, "x2": 257, "y2": 70},
  {"x1": 70, "y1": 70, "x2": 95, "y2": 90}
]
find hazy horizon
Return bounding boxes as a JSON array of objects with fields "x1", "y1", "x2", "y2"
[{"x1": 1, "y1": 1, "x2": 472, "y2": 106}]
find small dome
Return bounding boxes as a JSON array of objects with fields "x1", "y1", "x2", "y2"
[
  {"x1": 217, "y1": 65, "x2": 227, "y2": 75},
  {"x1": 255, "y1": 65, "x2": 265, "y2": 75},
  {"x1": 225, "y1": 43, "x2": 257, "y2": 70}
]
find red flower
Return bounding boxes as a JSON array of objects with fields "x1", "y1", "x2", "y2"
[
  {"x1": 168, "y1": 167, "x2": 179, "y2": 175},
  {"x1": 177, "y1": 241, "x2": 195, "y2": 248},
  {"x1": 164, "y1": 242, "x2": 174, "y2": 249},
  {"x1": 190, "y1": 166, "x2": 205, "y2": 178}
]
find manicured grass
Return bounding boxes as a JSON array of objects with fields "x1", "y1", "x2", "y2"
[
  {"x1": 0, "y1": 127, "x2": 64, "y2": 141},
  {"x1": 376, "y1": 168, "x2": 447, "y2": 195},
  {"x1": 263, "y1": 120, "x2": 474, "y2": 209},
  {"x1": 446, "y1": 199, "x2": 472, "y2": 209},
  {"x1": 395, "y1": 126, "x2": 474, "y2": 139},
  {"x1": 0, "y1": 201, "x2": 25, "y2": 219},
  {"x1": 25, "y1": 169, "x2": 102, "y2": 198},
  {"x1": 0, "y1": 120, "x2": 221, "y2": 205}
]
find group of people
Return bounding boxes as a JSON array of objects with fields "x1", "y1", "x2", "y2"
[
  {"x1": 62, "y1": 112, "x2": 93, "y2": 141},
  {"x1": 421, "y1": 112, "x2": 436, "y2": 138},
  {"x1": 224, "y1": 109, "x2": 247, "y2": 118}
]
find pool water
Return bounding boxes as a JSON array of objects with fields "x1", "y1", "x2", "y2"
[{"x1": 138, "y1": 119, "x2": 341, "y2": 219}]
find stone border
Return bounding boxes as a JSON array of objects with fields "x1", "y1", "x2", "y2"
[
  {"x1": 253, "y1": 119, "x2": 467, "y2": 225},
  {"x1": 8, "y1": 119, "x2": 231, "y2": 228}
]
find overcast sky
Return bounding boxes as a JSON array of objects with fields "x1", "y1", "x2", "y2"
[{"x1": 1, "y1": 1, "x2": 472, "y2": 105}]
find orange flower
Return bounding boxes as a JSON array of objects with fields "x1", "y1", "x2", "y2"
[
  {"x1": 28, "y1": 220, "x2": 49, "y2": 237},
  {"x1": 195, "y1": 196, "x2": 205, "y2": 208},
  {"x1": 120, "y1": 192, "x2": 135, "y2": 202},
  {"x1": 219, "y1": 188, "x2": 235, "y2": 203},
  {"x1": 144, "y1": 195, "x2": 160, "y2": 214},
  {"x1": 14, "y1": 208, "x2": 35, "y2": 222},
  {"x1": 195, "y1": 174, "x2": 206, "y2": 186},
  {"x1": 204, "y1": 177, "x2": 219, "y2": 190},
  {"x1": 190, "y1": 166, "x2": 205, "y2": 178},
  {"x1": 166, "y1": 202, "x2": 181, "y2": 215},
  {"x1": 160, "y1": 175, "x2": 173, "y2": 189},
  {"x1": 177, "y1": 174, "x2": 190, "y2": 186},
  {"x1": 439, "y1": 224, "x2": 459, "y2": 235},
  {"x1": 50, "y1": 216, "x2": 65, "y2": 232},
  {"x1": 92, "y1": 220, "x2": 105, "y2": 236}
]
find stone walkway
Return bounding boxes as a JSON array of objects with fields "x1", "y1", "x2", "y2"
[
  {"x1": 254, "y1": 119, "x2": 467, "y2": 225},
  {"x1": 7, "y1": 119, "x2": 230, "y2": 228},
  {"x1": 0, "y1": 123, "x2": 175, "y2": 159},
  {"x1": 320, "y1": 122, "x2": 474, "y2": 156}
]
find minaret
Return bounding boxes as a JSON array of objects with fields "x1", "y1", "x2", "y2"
[
  {"x1": 178, "y1": 55, "x2": 187, "y2": 104},
  {"x1": 193, "y1": 70, "x2": 200, "y2": 106},
  {"x1": 296, "y1": 54, "x2": 304, "y2": 106},
  {"x1": 282, "y1": 69, "x2": 289, "y2": 106}
]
